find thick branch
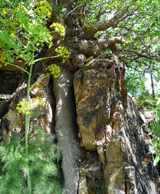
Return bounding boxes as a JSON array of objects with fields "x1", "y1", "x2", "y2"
[
  {"x1": 85, "y1": 7, "x2": 129, "y2": 37},
  {"x1": 78, "y1": 36, "x2": 124, "y2": 56}
]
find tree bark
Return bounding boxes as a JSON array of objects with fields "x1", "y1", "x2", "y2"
[{"x1": 53, "y1": 67, "x2": 80, "y2": 194}]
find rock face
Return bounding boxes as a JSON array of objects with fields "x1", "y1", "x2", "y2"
[
  {"x1": 0, "y1": 73, "x2": 55, "y2": 140},
  {"x1": 0, "y1": 71, "x2": 22, "y2": 94},
  {"x1": 74, "y1": 54, "x2": 159, "y2": 194}
]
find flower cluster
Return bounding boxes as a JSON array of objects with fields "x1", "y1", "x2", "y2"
[
  {"x1": 32, "y1": 97, "x2": 45, "y2": 108},
  {"x1": 55, "y1": 46, "x2": 70, "y2": 63},
  {"x1": 32, "y1": 1, "x2": 52, "y2": 18},
  {"x1": 46, "y1": 64, "x2": 60, "y2": 78},
  {"x1": 50, "y1": 22, "x2": 65, "y2": 36},
  {"x1": 16, "y1": 97, "x2": 45, "y2": 115},
  {"x1": 16, "y1": 101, "x2": 32, "y2": 115},
  {"x1": 0, "y1": 52, "x2": 8, "y2": 63}
]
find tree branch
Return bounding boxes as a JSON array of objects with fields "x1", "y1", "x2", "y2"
[
  {"x1": 118, "y1": 48, "x2": 160, "y2": 61},
  {"x1": 78, "y1": 36, "x2": 125, "y2": 56},
  {"x1": 85, "y1": 7, "x2": 129, "y2": 37}
]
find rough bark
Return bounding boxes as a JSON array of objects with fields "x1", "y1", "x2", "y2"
[{"x1": 53, "y1": 67, "x2": 80, "y2": 194}]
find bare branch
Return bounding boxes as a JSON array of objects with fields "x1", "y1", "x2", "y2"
[
  {"x1": 118, "y1": 48, "x2": 160, "y2": 61},
  {"x1": 65, "y1": 6, "x2": 79, "y2": 18},
  {"x1": 119, "y1": 57, "x2": 149, "y2": 72}
]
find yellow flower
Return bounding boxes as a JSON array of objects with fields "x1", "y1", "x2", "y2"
[
  {"x1": 16, "y1": 101, "x2": 32, "y2": 115},
  {"x1": 55, "y1": 47, "x2": 70, "y2": 63},
  {"x1": 33, "y1": 1, "x2": 52, "y2": 18},
  {"x1": 46, "y1": 64, "x2": 60, "y2": 78},
  {"x1": 50, "y1": 23, "x2": 65, "y2": 36}
]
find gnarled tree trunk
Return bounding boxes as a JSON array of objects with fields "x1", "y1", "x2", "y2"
[{"x1": 53, "y1": 67, "x2": 80, "y2": 193}]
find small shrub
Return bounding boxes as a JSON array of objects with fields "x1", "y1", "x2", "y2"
[{"x1": 0, "y1": 127, "x2": 62, "y2": 194}]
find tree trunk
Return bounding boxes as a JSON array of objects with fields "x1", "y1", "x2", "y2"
[{"x1": 53, "y1": 67, "x2": 80, "y2": 193}]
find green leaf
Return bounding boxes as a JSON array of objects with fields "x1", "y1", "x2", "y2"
[
  {"x1": 151, "y1": 139, "x2": 156, "y2": 144},
  {"x1": 155, "y1": 111, "x2": 159, "y2": 122},
  {"x1": 30, "y1": 111, "x2": 40, "y2": 118},
  {"x1": 150, "y1": 123, "x2": 157, "y2": 128},
  {"x1": 153, "y1": 155, "x2": 160, "y2": 166},
  {"x1": 149, "y1": 128, "x2": 155, "y2": 134},
  {"x1": 148, "y1": 108, "x2": 156, "y2": 113}
]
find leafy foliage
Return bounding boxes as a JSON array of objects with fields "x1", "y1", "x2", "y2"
[
  {"x1": 0, "y1": 127, "x2": 62, "y2": 194},
  {"x1": 0, "y1": 0, "x2": 53, "y2": 64},
  {"x1": 0, "y1": 0, "x2": 70, "y2": 67},
  {"x1": 125, "y1": 68, "x2": 149, "y2": 98},
  {"x1": 55, "y1": 46, "x2": 70, "y2": 63},
  {"x1": 125, "y1": 65, "x2": 160, "y2": 107},
  {"x1": 32, "y1": 1, "x2": 52, "y2": 18},
  {"x1": 0, "y1": 52, "x2": 8, "y2": 65},
  {"x1": 149, "y1": 100, "x2": 160, "y2": 166},
  {"x1": 74, "y1": 0, "x2": 160, "y2": 83}
]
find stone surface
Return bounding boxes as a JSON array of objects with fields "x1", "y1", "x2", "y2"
[
  {"x1": 72, "y1": 54, "x2": 86, "y2": 70},
  {"x1": 74, "y1": 54, "x2": 159, "y2": 194},
  {"x1": 0, "y1": 71, "x2": 22, "y2": 94},
  {"x1": 30, "y1": 74, "x2": 50, "y2": 97},
  {"x1": 0, "y1": 97, "x2": 12, "y2": 119},
  {"x1": 74, "y1": 54, "x2": 122, "y2": 153},
  {"x1": 78, "y1": 176, "x2": 88, "y2": 194},
  {"x1": 0, "y1": 74, "x2": 55, "y2": 138},
  {"x1": 125, "y1": 166, "x2": 137, "y2": 194},
  {"x1": 81, "y1": 132, "x2": 97, "y2": 151}
]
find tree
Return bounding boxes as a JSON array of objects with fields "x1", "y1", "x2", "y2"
[{"x1": 0, "y1": 0, "x2": 160, "y2": 193}]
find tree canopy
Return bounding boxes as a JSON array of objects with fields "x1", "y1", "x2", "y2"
[{"x1": 0, "y1": 0, "x2": 160, "y2": 97}]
